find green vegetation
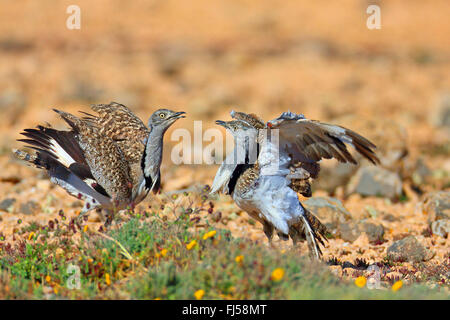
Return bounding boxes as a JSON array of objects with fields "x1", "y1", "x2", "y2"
[{"x1": 0, "y1": 202, "x2": 447, "y2": 299}]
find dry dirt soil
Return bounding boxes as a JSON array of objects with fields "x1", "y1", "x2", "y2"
[{"x1": 0, "y1": 1, "x2": 449, "y2": 289}]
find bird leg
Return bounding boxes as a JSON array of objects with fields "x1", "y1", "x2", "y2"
[
  {"x1": 277, "y1": 232, "x2": 290, "y2": 241},
  {"x1": 103, "y1": 209, "x2": 115, "y2": 228},
  {"x1": 262, "y1": 221, "x2": 275, "y2": 247}
]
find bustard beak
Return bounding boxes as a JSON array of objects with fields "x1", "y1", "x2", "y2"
[
  {"x1": 170, "y1": 111, "x2": 186, "y2": 119},
  {"x1": 215, "y1": 120, "x2": 227, "y2": 128}
]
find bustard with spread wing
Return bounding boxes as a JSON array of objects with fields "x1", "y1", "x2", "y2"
[
  {"x1": 14, "y1": 102, "x2": 185, "y2": 222},
  {"x1": 211, "y1": 111, "x2": 379, "y2": 258}
]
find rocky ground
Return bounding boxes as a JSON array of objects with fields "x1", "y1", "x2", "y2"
[{"x1": 0, "y1": 1, "x2": 449, "y2": 292}]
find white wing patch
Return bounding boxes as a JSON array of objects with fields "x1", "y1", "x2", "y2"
[
  {"x1": 210, "y1": 146, "x2": 242, "y2": 194},
  {"x1": 210, "y1": 163, "x2": 236, "y2": 194},
  {"x1": 48, "y1": 137, "x2": 76, "y2": 167}
]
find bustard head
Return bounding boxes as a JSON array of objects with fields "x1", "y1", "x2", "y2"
[
  {"x1": 215, "y1": 119, "x2": 255, "y2": 133},
  {"x1": 148, "y1": 109, "x2": 186, "y2": 131},
  {"x1": 216, "y1": 119, "x2": 259, "y2": 164}
]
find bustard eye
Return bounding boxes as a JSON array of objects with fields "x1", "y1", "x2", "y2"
[{"x1": 159, "y1": 113, "x2": 166, "y2": 119}]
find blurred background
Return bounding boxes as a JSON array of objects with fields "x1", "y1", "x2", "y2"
[{"x1": 0, "y1": 1, "x2": 448, "y2": 257}]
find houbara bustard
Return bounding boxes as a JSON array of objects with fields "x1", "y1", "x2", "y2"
[
  {"x1": 211, "y1": 111, "x2": 380, "y2": 258},
  {"x1": 14, "y1": 102, "x2": 185, "y2": 224}
]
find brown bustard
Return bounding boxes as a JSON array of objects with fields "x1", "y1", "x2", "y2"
[
  {"x1": 211, "y1": 111, "x2": 380, "y2": 258},
  {"x1": 14, "y1": 102, "x2": 185, "y2": 223}
]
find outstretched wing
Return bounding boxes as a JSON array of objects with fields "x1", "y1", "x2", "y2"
[
  {"x1": 54, "y1": 109, "x2": 133, "y2": 202},
  {"x1": 267, "y1": 111, "x2": 380, "y2": 166},
  {"x1": 17, "y1": 123, "x2": 111, "y2": 199},
  {"x1": 80, "y1": 102, "x2": 150, "y2": 163}
]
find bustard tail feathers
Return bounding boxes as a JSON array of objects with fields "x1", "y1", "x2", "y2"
[
  {"x1": 13, "y1": 149, "x2": 110, "y2": 210},
  {"x1": 15, "y1": 124, "x2": 111, "y2": 203},
  {"x1": 289, "y1": 206, "x2": 328, "y2": 259},
  {"x1": 18, "y1": 125, "x2": 85, "y2": 168}
]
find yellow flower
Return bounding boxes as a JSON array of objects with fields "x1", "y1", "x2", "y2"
[
  {"x1": 202, "y1": 230, "x2": 217, "y2": 240},
  {"x1": 270, "y1": 268, "x2": 285, "y2": 282},
  {"x1": 83, "y1": 225, "x2": 89, "y2": 233},
  {"x1": 355, "y1": 276, "x2": 367, "y2": 288},
  {"x1": 194, "y1": 289, "x2": 205, "y2": 300},
  {"x1": 160, "y1": 249, "x2": 168, "y2": 257},
  {"x1": 186, "y1": 240, "x2": 197, "y2": 250},
  {"x1": 53, "y1": 286, "x2": 59, "y2": 295},
  {"x1": 105, "y1": 273, "x2": 111, "y2": 286},
  {"x1": 45, "y1": 275, "x2": 51, "y2": 283},
  {"x1": 392, "y1": 280, "x2": 403, "y2": 292},
  {"x1": 235, "y1": 255, "x2": 244, "y2": 263},
  {"x1": 28, "y1": 232, "x2": 35, "y2": 241},
  {"x1": 154, "y1": 297, "x2": 161, "y2": 300}
]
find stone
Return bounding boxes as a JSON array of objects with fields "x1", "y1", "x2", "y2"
[
  {"x1": 347, "y1": 166, "x2": 402, "y2": 199},
  {"x1": 303, "y1": 197, "x2": 352, "y2": 235},
  {"x1": 360, "y1": 222, "x2": 385, "y2": 243},
  {"x1": 336, "y1": 220, "x2": 384, "y2": 243},
  {"x1": 0, "y1": 198, "x2": 16, "y2": 212},
  {"x1": 421, "y1": 191, "x2": 450, "y2": 223},
  {"x1": 312, "y1": 162, "x2": 357, "y2": 193},
  {"x1": 411, "y1": 158, "x2": 432, "y2": 186},
  {"x1": 430, "y1": 92, "x2": 450, "y2": 128},
  {"x1": 431, "y1": 219, "x2": 450, "y2": 238},
  {"x1": 338, "y1": 222, "x2": 361, "y2": 242},
  {"x1": 19, "y1": 200, "x2": 41, "y2": 215},
  {"x1": 386, "y1": 236, "x2": 434, "y2": 263}
]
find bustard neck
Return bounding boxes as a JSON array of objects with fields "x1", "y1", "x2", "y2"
[
  {"x1": 142, "y1": 125, "x2": 166, "y2": 186},
  {"x1": 233, "y1": 129, "x2": 259, "y2": 165}
]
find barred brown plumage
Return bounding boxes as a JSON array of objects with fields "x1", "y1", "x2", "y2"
[
  {"x1": 212, "y1": 110, "x2": 379, "y2": 259},
  {"x1": 14, "y1": 102, "x2": 185, "y2": 225}
]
